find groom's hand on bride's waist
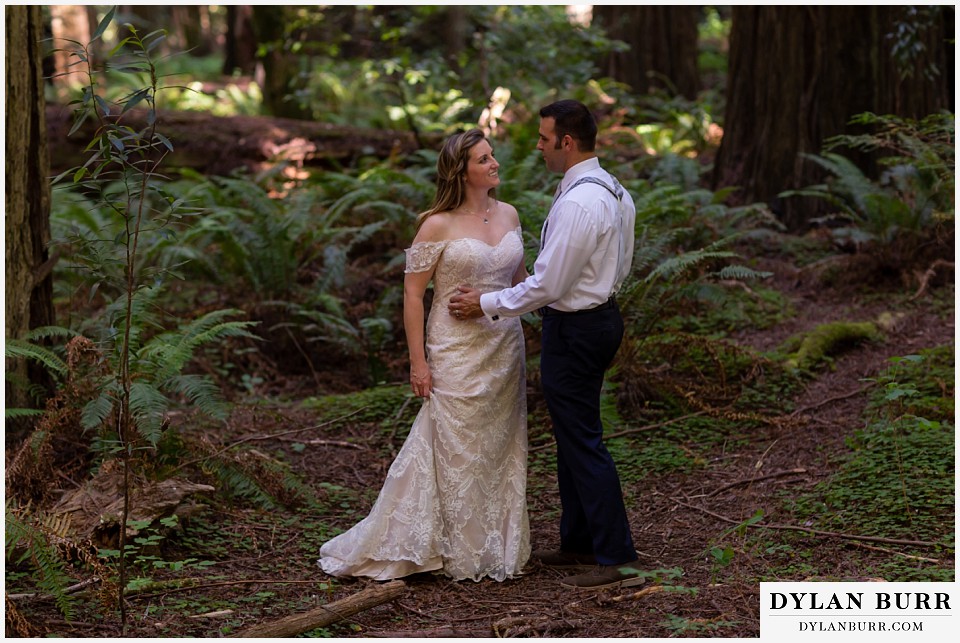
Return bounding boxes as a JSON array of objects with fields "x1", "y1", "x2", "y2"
[{"x1": 449, "y1": 285, "x2": 482, "y2": 320}]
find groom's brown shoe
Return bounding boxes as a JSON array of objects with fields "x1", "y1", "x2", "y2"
[
  {"x1": 532, "y1": 549, "x2": 597, "y2": 569},
  {"x1": 560, "y1": 560, "x2": 646, "y2": 590}
]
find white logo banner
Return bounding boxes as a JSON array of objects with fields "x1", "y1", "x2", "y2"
[{"x1": 761, "y1": 582, "x2": 957, "y2": 641}]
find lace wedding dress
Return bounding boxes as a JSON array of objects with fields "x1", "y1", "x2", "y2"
[{"x1": 318, "y1": 228, "x2": 530, "y2": 581}]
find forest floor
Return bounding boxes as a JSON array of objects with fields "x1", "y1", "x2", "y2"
[{"x1": 8, "y1": 251, "x2": 955, "y2": 639}]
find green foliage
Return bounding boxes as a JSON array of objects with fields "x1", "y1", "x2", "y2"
[
  {"x1": 619, "y1": 226, "x2": 773, "y2": 340},
  {"x1": 301, "y1": 384, "x2": 413, "y2": 424},
  {"x1": 79, "y1": 306, "x2": 258, "y2": 444},
  {"x1": 697, "y1": 7, "x2": 731, "y2": 87},
  {"x1": 829, "y1": 111, "x2": 954, "y2": 219},
  {"x1": 781, "y1": 112, "x2": 954, "y2": 274},
  {"x1": 200, "y1": 450, "x2": 314, "y2": 511},
  {"x1": 5, "y1": 505, "x2": 77, "y2": 619},
  {"x1": 43, "y1": 14, "x2": 277, "y2": 629},
  {"x1": 636, "y1": 90, "x2": 722, "y2": 168},
  {"x1": 782, "y1": 347, "x2": 954, "y2": 551},
  {"x1": 468, "y1": 6, "x2": 624, "y2": 97},
  {"x1": 51, "y1": 12, "x2": 255, "y2": 449},
  {"x1": 5, "y1": 335, "x2": 69, "y2": 379},
  {"x1": 160, "y1": 80, "x2": 264, "y2": 117},
  {"x1": 162, "y1": 168, "x2": 367, "y2": 298},
  {"x1": 4, "y1": 335, "x2": 73, "y2": 414},
  {"x1": 887, "y1": 6, "x2": 945, "y2": 82},
  {"x1": 284, "y1": 5, "x2": 625, "y2": 132},
  {"x1": 98, "y1": 516, "x2": 215, "y2": 589}
]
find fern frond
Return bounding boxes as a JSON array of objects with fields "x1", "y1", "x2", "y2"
[
  {"x1": 5, "y1": 339, "x2": 68, "y2": 377},
  {"x1": 5, "y1": 408, "x2": 45, "y2": 420},
  {"x1": 141, "y1": 309, "x2": 258, "y2": 384},
  {"x1": 128, "y1": 381, "x2": 169, "y2": 445},
  {"x1": 631, "y1": 225, "x2": 683, "y2": 275},
  {"x1": 81, "y1": 387, "x2": 117, "y2": 432},
  {"x1": 167, "y1": 374, "x2": 227, "y2": 420},
  {"x1": 323, "y1": 188, "x2": 375, "y2": 226},
  {"x1": 22, "y1": 326, "x2": 80, "y2": 343},
  {"x1": 201, "y1": 458, "x2": 280, "y2": 511},
  {"x1": 5, "y1": 505, "x2": 77, "y2": 619},
  {"x1": 712, "y1": 265, "x2": 773, "y2": 281},
  {"x1": 645, "y1": 250, "x2": 738, "y2": 282}
]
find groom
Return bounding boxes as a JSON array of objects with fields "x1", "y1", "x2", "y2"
[{"x1": 448, "y1": 99, "x2": 641, "y2": 590}]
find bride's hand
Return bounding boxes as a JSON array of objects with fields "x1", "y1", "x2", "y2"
[{"x1": 410, "y1": 365, "x2": 432, "y2": 398}]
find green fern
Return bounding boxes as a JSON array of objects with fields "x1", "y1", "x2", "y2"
[
  {"x1": 5, "y1": 504, "x2": 77, "y2": 619},
  {"x1": 619, "y1": 224, "x2": 771, "y2": 338},
  {"x1": 77, "y1": 309, "x2": 259, "y2": 443},
  {"x1": 5, "y1": 339, "x2": 68, "y2": 378},
  {"x1": 781, "y1": 114, "x2": 953, "y2": 250},
  {"x1": 6, "y1": 408, "x2": 45, "y2": 420},
  {"x1": 203, "y1": 458, "x2": 281, "y2": 510},
  {"x1": 5, "y1": 331, "x2": 77, "y2": 415},
  {"x1": 199, "y1": 449, "x2": 316, "y2": 511}
]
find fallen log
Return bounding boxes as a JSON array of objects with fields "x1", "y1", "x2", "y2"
[
  {"x1": 46, "y1": 104, "x2": 439, "y2": 177},
  {"x1": 230, "y1": 580, "x2": 406, "y2": 638}
]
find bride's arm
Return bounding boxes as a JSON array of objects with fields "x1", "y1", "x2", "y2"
[
  {"x1": 509, "y1": 207, "x2": 529, "y2": 287},
  {"x1": 404, "y1": 268, "x2": 434, "y2": 398},
  {"x1": 511, "y1": 257, "x2": 529, "y2": 286}
]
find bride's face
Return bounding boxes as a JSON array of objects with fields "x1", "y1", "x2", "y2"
[{"x1": 463, "y1": 140, "x2": 500, "y2": 191}]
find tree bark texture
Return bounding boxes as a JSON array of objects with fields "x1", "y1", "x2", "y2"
[
  {"x1": 171, "y1": 5, "x2": 213, "y2": 57},
  {"x1": 594, "y1": 6, "x2": 701, "y2": 99},
  {"x1": 252, "y1": 5, "x2": 310, "y2": 120},
  {"x1": 5, "y1": 5, "x2": 55, "y2": 409},
  {"x1": 223, "y1": 5, "x2": 257, "y2": 75},
  {"x1": 713, "y1": 6, "x2": 954, "y2": 231},
  {"x1": 46, "y1": 105, "x2": 436, "y2": 177},
  {"x1": 230, "y1": 580, "x2": 406, "y2": 638}
]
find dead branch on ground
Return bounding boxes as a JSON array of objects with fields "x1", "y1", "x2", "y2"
[{"x1": 230, "y1": 580, "x2": 405, "y2": 638}]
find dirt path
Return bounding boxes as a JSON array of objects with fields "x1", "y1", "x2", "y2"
[{"x1": 273, "y1": 269, "x2": 953, "y2": 638}]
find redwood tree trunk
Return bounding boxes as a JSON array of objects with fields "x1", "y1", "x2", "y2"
[
  {"x1": 252, "y1": 5, "x2": 310, "y2": 120},
  {"x1": 5, "y1": 5, "x2": 55, "y2": 416},
  {"x1": 713, "y1": 6, "x2": 954, "y2": 231},
  {"x1": 171, "y1": 5, "x2": 212, "y2": 57},
  {"x1": 223, "y1": 4, "x2": 257, "y2": 75},
  {"x1": 594, "y1": 6, "x2": 701, "y2": 99}
]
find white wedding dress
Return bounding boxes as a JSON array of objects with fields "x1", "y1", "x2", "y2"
[{"x1": 317, "y1": 228, "x2": 530, "y2": 582}]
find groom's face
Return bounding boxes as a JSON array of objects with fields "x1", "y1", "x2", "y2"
[{"x1": 536, "y1": 117, "x2": 566, "y2": 174}]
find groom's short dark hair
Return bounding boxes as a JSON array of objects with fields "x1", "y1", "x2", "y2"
[{"x1": 539, "y1": 100, "x2": 597, "y2": 152}]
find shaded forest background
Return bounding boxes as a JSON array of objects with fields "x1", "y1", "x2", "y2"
[{"x1": 4, "y1": 4, "x2": 955, "y2": 638}]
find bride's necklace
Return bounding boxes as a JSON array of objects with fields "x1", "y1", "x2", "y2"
[{"x1": 461, "y1": 199, "x2": 494, "y2": 224}]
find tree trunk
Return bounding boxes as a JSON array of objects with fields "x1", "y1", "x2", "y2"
[
  {"x1": 594, "y1": 6, "x2": 701, "y2": 99},
  {"x1": 712, "y1": 6, "x2": 954, "y2": 231},
  {"x1": 444, "y1": 6, "x2": 470, "y2": 68},
  {"x1": 223, "y1": 5, "x2": 257, "y2": 75},
  {"x1": 5, "y1": 5, "x2": 55, "y2": 416},
  {"x1": 171, "y1": 5, "x2": 212, "y2": 57},
  {"x1": 252, "y1": 5, "x2": 310, "y2": 120}
]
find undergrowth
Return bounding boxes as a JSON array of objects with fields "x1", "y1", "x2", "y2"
[{"x1": 776, "y1": 345, "x2": 955, "y2": 580}]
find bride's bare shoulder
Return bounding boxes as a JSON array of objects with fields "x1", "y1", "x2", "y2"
[{"x1": 413, "y1": 212, "x2": 454, "y2": 245}]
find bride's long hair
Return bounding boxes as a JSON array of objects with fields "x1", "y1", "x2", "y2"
[{"x1": 415, "y1": 128, "x2": 496, "y2": 230}]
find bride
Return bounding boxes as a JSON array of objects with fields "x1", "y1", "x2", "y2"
[{"x1": 318, "y1": 129, "x2": 531, "y2": 582}]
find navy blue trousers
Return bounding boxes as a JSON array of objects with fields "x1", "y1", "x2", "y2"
[{"x1": 539, "y1": 304, "x2": 636, "y2": 565}]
